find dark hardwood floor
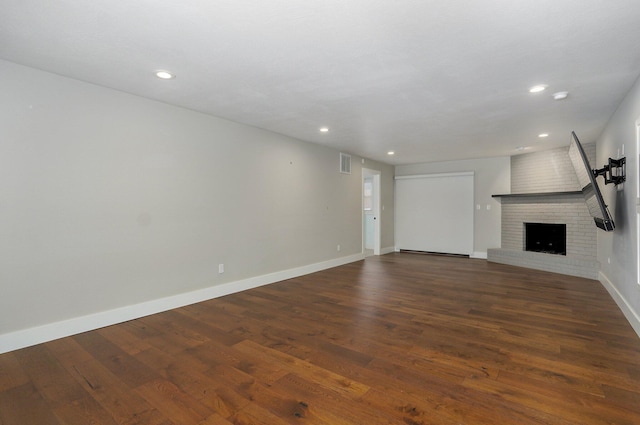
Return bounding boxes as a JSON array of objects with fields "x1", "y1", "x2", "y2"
[{"x1": 2, "y1": 253, "x2": 640, "y2": 424}]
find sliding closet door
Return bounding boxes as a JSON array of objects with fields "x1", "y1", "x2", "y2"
[{"x1": 395, "y1": 172, "x2": 474, "y2": 255}]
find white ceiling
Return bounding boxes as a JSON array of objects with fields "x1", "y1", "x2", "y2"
[{"x1": 2, "y1": 0, "x2": 640, "y2": 165}]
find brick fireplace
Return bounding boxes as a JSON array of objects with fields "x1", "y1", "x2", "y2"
[{"x1": 487, "y1": 144, "x2": 599, "y2": 279}]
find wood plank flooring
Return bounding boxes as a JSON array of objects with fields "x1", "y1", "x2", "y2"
[{"x1": 2, "y1": 253, "x2": 640, "y2": 424}]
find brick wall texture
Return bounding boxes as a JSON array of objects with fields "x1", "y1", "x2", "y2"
[
  {"x1": 511, "y1": 143, "x2": 596, "y2": 193},
  {"x1": 489, "y1": 143, "x2": 599, "y2": 278}
]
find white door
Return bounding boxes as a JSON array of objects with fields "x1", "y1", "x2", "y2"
[{"x1": 395, "y1": 172, "x2": 474, "y2": 255}]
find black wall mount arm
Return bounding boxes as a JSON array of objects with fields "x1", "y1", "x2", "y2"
[{"x1": 593, "y1": 157, "x2": 626, "y2": 185}]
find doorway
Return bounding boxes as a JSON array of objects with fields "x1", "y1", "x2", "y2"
[{"x1": 362, "y1": 168, "x2": 381, "y2": 257}]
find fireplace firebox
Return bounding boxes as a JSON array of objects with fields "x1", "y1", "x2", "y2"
[{"x1": 524, "y1": 223, "x2": 566, "y2": 255}]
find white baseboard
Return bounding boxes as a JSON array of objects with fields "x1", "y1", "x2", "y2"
[
  {"x1": 599, "y1": 271, "x2": 640, "y2": 340},
  {"x1": 0, "y1": 253, "x2": 365, "y2": 354},
  {"x1": 381, "y1": 246, "x2": 396, "y2": 255}
]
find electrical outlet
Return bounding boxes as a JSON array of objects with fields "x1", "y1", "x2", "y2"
[
  {"x1": 218, "y1": 264, "x2": 224, "y2": 274},
  {"x1": 337, "y1": 245, "x2": 341, "y2": 252}
]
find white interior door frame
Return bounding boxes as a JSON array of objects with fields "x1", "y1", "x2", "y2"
[{"x1": 362, "y1": 168, "x2": 381, "y2": 255}]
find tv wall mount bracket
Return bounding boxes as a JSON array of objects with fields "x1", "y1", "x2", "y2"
[{"x1": 593, "y1": 156, "x2": 626, "y2": 185}]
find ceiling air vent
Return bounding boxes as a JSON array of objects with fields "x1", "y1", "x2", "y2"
[{"x1": 340, "y1": 153, "x2": 351, "y2": 174}]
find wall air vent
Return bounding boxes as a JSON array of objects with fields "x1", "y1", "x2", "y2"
[{"x1": 340, "y1": 153, "x2": 351, "y2": 174}]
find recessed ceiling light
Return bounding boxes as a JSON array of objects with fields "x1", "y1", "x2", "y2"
[
  {"x1": 155, "y1": 70, "x2": 175, "y2": 79},
  {"x1": 319, "y1": 127, "x2": 329, "y2": 133},
  {"x1": 553, "y1": 91, "x2": 569, "y2": 100},
  {"x1": 387, "y1": 151, "x2": 395, "y2": 155},
  {"x1": 538, "y1": 133, "x2": 549, "y2": 138},
  {"x1": 529, "y1": 84, "x2": 547, "y2": 93}
]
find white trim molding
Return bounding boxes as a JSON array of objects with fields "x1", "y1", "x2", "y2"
[
  {"x1": 0, "y1": 253, "x2": 365, "y2": 354},
  {"x1": 471, "y1": 251, "x2": 488, "y2": 259},
  {"x1": 599, "y1": 271, "x2": 640, "y2": 339}
]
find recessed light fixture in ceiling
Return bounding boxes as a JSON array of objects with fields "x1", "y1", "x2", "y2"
[
  {"x1": 155, "y1": 70, "x2": 175, "y2": 79},
  {"x1": 553, "y1": 91, "x2": 569, "y2": 100},
  {"x1": 538, "y1": 133, "x2": 549, "y2": 138},
  {"x1": 387, "y1": 151, "x2": 395, "y2": 155},
  {"x1": 319, "y1": 127, "x2": 329, "y2": 133},
  {"x1": 529, "y1": 84, "x2": 547, "y2": 93}
]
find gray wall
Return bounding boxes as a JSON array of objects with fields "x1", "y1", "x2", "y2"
[
  {"x1": 378, "y1": 163, "x2": 396, "y2": 251},
  {"x1": 395, "y1": 156, "x2": 510, "y2": 257},
  {"x1": 596, "y1": 74, "x2": 640, "y2": 336},
  {"x1": 0, "y1": 59, "x2": 394, "y2": 336}
]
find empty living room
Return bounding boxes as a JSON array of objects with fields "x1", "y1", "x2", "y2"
[{"x1": 2, "y1": 1, "x2": 640, "y2": 424}]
